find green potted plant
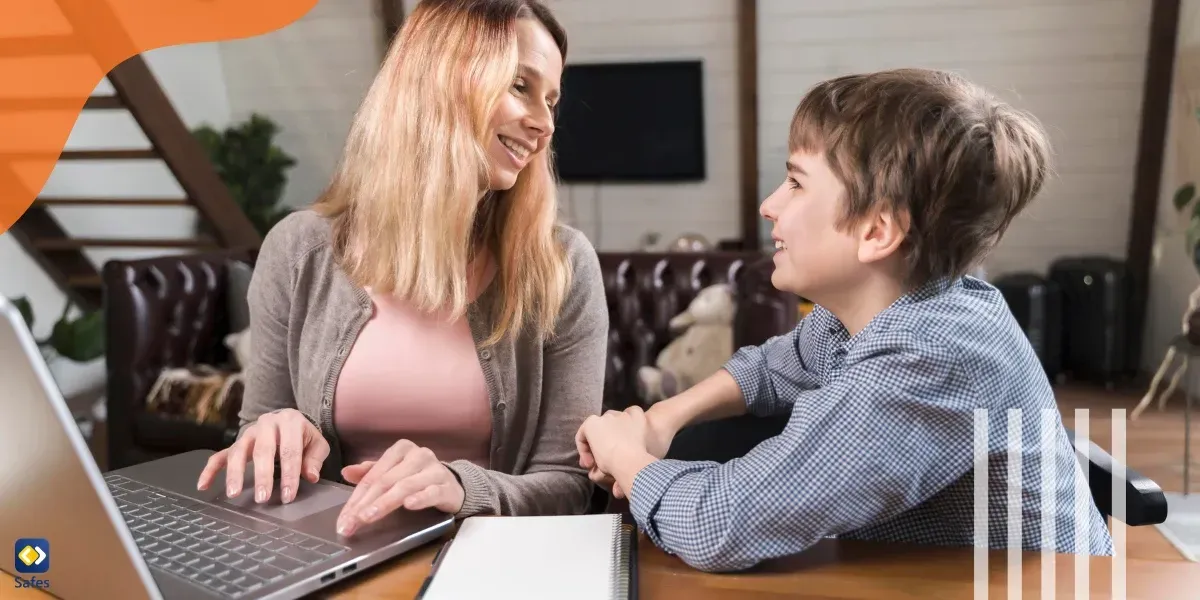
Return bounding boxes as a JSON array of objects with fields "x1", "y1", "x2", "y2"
[
  {"x1": 9, "y1": 296, "x2": 104, "y2": 364},
  {"x1": 1169, "y1": 108, "x2": 1200, "y2": 278},
  {"x1": 8, "y1": 295, "x2": 105, "y2": 439},
  {"x1": 1134, "y1": 109, "x2": 1200, "y2": 420},
  {"x1": 192, "y1": 113, "x2": 297, "y2": 237},
  {"x1": 1172, "y1": 180, "x2": 1200, "y2": 277}
]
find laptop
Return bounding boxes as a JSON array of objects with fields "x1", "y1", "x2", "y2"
[{"x1": 0, "y1": 295, "x2": 455, "y2": 599}]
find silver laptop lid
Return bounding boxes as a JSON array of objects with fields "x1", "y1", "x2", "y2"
[{"x1": 0, "y1": 295, "x2": 162, "y2": 600}]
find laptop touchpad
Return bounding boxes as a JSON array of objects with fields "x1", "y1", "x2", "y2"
[{"x1": 220, "y1": 480, "x2": 352, "y2": 522}]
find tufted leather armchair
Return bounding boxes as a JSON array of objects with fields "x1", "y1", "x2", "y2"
[
  {"x1": 102, "y1": 251, "x2": 251, "y2": 470},
  {"x1": 597, "y1": 251, "x2": 798, "y2": 411}
]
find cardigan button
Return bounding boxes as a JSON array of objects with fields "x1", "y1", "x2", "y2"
[{"x1": 480, "y1": 349, "x2": 492, "y2": 360}]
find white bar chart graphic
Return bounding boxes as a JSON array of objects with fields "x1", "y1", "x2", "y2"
[{"x1": 971, "y1": 408, "x2": 1126, "y2": 599}]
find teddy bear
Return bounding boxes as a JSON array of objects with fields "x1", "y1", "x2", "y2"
[{"x1": 637, "y1": 283, "x2": 736, "y2": 404}]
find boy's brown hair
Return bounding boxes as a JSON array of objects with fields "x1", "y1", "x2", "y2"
[{"x1": 790, "y1": 68, "x2": 1051, "y2": 287}]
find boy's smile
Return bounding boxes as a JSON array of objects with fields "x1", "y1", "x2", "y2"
[
  {"x1": 761, "y1": 150, "x2": 860, "y2": 301},
  {"x1": 760, "y1": 149, "x2": 911, "y2": 334}
]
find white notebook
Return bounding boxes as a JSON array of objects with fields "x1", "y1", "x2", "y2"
[{"x1": 416, "y1": 513, "x2": 637, "y2": 600}]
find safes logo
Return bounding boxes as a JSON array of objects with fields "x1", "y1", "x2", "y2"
[
  {"x1": 14, "y1": 539, "x2": 48, "y2": 574},
  {"x1": 12, "y1": 538, "x2": 50, "y2": 591}
]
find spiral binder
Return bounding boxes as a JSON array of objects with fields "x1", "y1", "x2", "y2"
[{"x1": 611, "y1": 520, "x2": 638, "y2": 600}]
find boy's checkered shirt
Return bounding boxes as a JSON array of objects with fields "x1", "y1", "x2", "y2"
[{"x1": 628, "y1": 276, "x2": 1114, "y2": 572}]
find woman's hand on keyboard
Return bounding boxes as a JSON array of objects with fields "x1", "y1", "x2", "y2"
[
  {"x1": 334, "y1": 440, "x2": 465, "y2": 537},
  {"x1": 196, "y1": 408, "x2": 330, "y2": 505}
]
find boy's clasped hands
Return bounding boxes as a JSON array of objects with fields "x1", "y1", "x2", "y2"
[{"x1": 575, "y1": 405, "x2": 674, "y2": 500}]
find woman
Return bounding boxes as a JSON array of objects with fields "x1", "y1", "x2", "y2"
[{"x1": 195, "y1": 0, "x2": 608, "y2": 538}]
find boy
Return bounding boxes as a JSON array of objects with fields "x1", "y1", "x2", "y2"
[{"x1": 575, "y1": 68, "x2": 1114, "y2": 572}]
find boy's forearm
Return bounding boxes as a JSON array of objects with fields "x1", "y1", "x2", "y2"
[{"x1": 648, "y1": 368, "x2": 746, "y2": 436}]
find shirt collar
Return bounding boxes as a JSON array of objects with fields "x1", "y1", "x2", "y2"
[
  {"x1": 821, "y1": 275, "x2": 962, "y2": 349},
  {"x1": 893, "y1": 275, "x2": 958, "y2": 307}
]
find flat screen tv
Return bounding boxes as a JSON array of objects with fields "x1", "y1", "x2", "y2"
[{"x1": 552, "y1": 60, "x2": 705, "y2": 182}]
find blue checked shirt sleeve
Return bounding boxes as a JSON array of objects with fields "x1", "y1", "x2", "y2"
[
  {"x1": 629, "y1": 340, "x2": 975, "y2": 572},
  {"x1": 722, "y1": 320, "x2": 820, "y2": 417}
]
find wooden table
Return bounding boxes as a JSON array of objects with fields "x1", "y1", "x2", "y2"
[
  {"x1": 320, "y1": 532, "x2": 1200, "y2": 599},
  {"x1": 7, "y1": 531, "x2": 1197, "y2": 599}
]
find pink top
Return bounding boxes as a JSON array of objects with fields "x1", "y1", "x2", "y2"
[{"x1": 333, "y1": 261, "x2": 496, "y2": 468}]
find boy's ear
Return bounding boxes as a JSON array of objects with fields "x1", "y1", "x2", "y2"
[{"x1": 856, "y1": 205, "x2": 908, "y2": 264}]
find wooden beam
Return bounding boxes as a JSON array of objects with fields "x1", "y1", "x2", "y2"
[
  {"x1": 1125, "y1": 0, "x2": 1183, "y2": 372},
  {"x1": 53, "y1": 0, "x2": 262, "y2": 252},
  {"x1": 104, "y1": 55, "x2": 262, "y2": 251},
  {"x1": 59, "y1": 149, "x2": 158, "y2": 160},
  {"x1": 0, "y1": 96, "x2": 122, "y2": 111},
  {"x1": 31, "y1": 237, "x2": 218, "y2": 250},
  {"x1": 1, "y1": 164, "x2": 100, "y2": 311},
  {"x1": 6, "y1": 207, "x2": 103, "y2": 311},
  {"x1": 36, "y1": 197, "x2": 188, "y2": 207},
  {"x1": 83, "y1": 96, "x2": 124, "y2": 110},
  {"x1": 737, "y1": 0, "x2": 760, "y2": 249},
  {"x1": 66, "y1": 275, "x2": 103, "y2": 288}
]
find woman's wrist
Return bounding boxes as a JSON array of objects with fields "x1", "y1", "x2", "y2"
[{"x1": 443, "y1": 460, "x2": 488, "y2": 517}]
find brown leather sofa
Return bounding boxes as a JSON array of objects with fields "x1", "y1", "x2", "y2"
[
  {"x1": 596, "y1": 251, "x2": 797, "y2": 411},
  {"x1": 102, "y1": 249, "x2": 797, "y2": 471},
  {"x1": 594, "y1": 251, "x2": 796, "y2": 514},
  {"x1": 102, "y1": 251, "x2": 252, "y2": 470}
]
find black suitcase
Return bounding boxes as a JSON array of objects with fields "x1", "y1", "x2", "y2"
[
  {"x1": 993, "y1": 272, "x2": 1063, "y2": 381},
  {"x1": 1047, "y1": 256, "x2": 1131, "y2": 387}
]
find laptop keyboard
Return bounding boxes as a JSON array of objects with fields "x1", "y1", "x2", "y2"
[{"x1": 104, "y1": 474, "x2": 348, "y2": 598}]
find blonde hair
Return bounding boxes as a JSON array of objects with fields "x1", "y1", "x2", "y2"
[{"x1": 312, "y1": 0, "x2": 570, "y2": 346}]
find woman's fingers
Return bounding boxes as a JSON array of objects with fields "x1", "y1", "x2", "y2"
[
  {"x1": 403, "y1": 482, "x2": 461, "y2": 512},
  {"x1": 339, "y1": 445, "x2": 438, "y2": 537},
  {"x1": 277, "y1": 419, "x2": 305, "y2": 503},
  {"x1": 197, "y1": 448, "x2": 230, "y2": 490},
  {"x1": 343, "y1": 452, "x2": 403, "y2": 517},
  {"x1": 348, "y1": 448, "x2": 429, "y2": 518},
  {"x1": 576, "y1": 419, "x2": 596, "y2": 469},
  {"x1": 200, "y1": 410, "x2": 330, "y2": 503},
  {"x1": 340, "y1": 442, "x2": 417, "y2": 527},
  {"x1": 340, "y1": 461, "x2": 376, "y2": 484},
  {"x1": 252, "y1": 419, "x2": 281, "y2": 502},
  {"x1": 587, "y1": 467, "x2": 611, "y2": 485},
  {"x1": 588, "y1": 467, "x2": 624, "y2": 498},
  {"x1": 224, "y1": 432, "x2": 257, "y2": 498},
  {"x1": 358, "y1": 467, "x2": 445, "y2": 523},
  {"x1": 301, "y1": 426, "x2": 331, "y2": 484}
]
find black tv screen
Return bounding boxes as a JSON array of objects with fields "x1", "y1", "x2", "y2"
[{"x1": 552, "y1": 60, "x2": 705, "y2": 182}]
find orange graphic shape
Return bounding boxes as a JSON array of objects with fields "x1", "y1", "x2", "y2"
[{"x1": 0, "y1": 0, "x2": 320, "y2": 234}]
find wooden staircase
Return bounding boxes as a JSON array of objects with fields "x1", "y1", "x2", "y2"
[{"x1": 2, "y1": 1, "x2": 262, "y2": 312}]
